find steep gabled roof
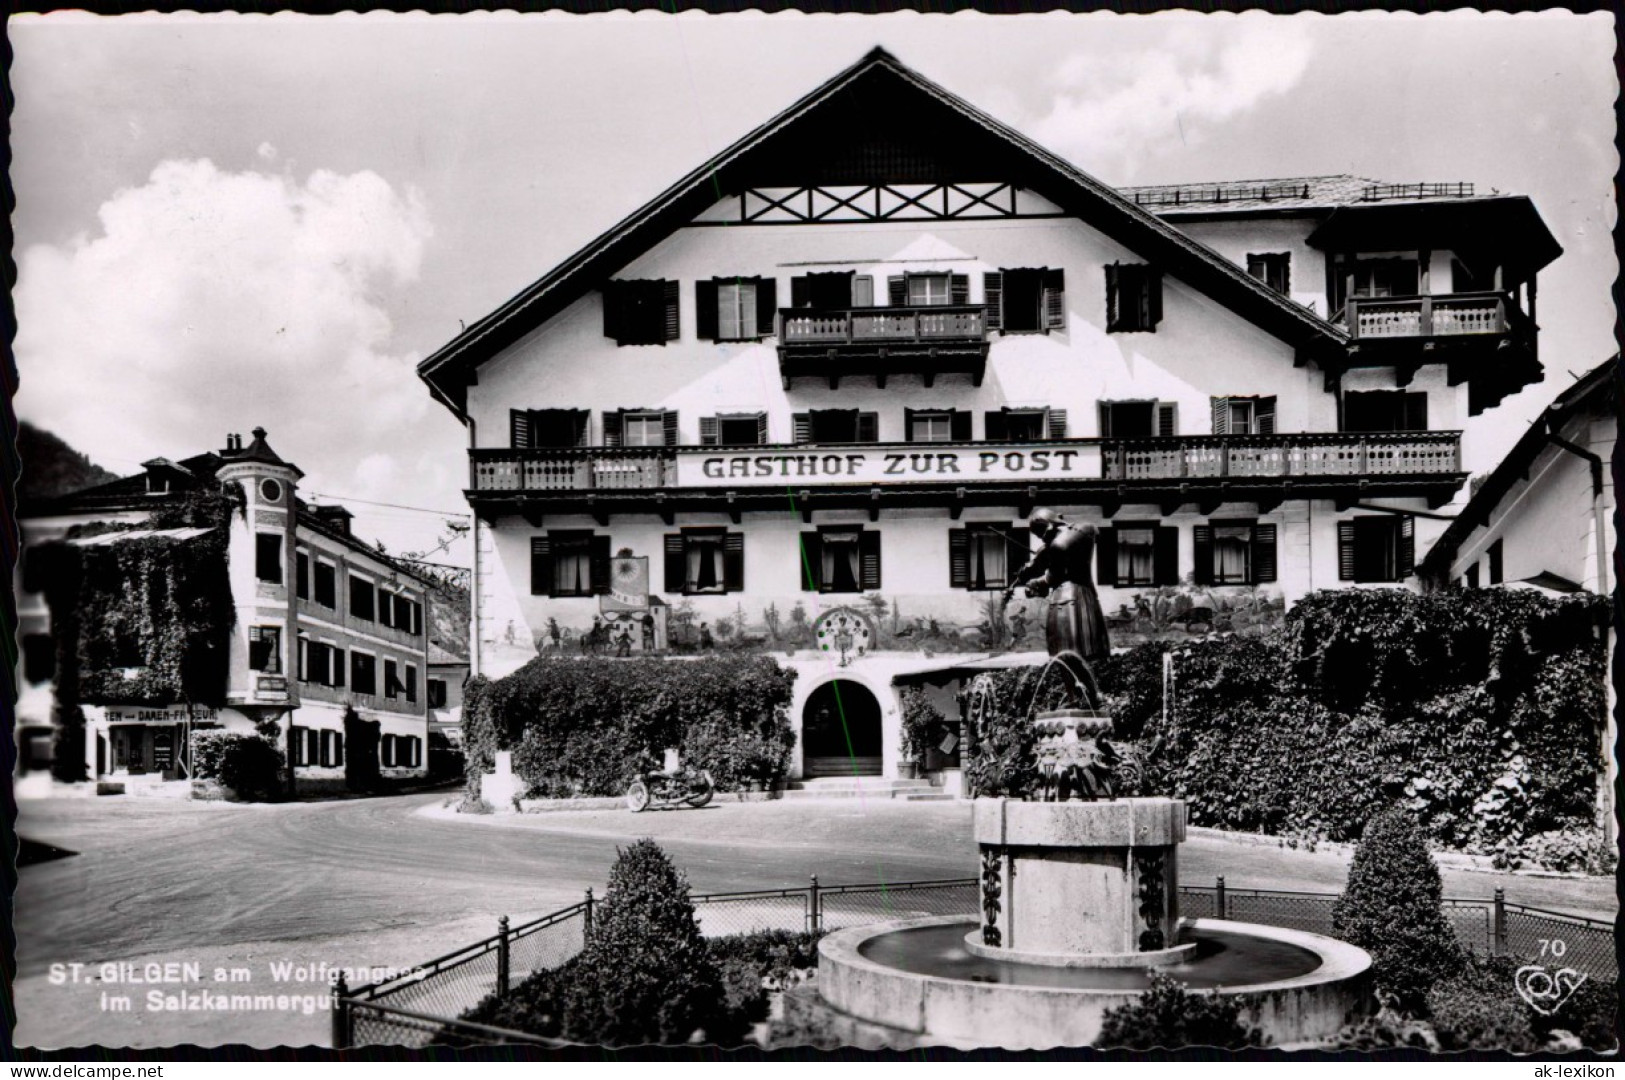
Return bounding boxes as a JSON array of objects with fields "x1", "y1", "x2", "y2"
[{"x1": 418, "y1": 47, "x2": 1347, "y2": 418}]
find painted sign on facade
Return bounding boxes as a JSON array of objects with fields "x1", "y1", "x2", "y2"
[
  {"x1": 105, "y1": 704, "x2": 219, "y2": 723},
  {"x1": 674, "y1": 445, "x2": 1101, "y2": 488},
  {"x1": 602, "y1": 555, "x2": 649, "y2": 612}
]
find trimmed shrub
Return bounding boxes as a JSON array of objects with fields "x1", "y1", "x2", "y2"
[
  {"x1": 897, "y1": 686, "x2": 944, "y2": 764},
  {"x1": 1427, "y1": 963, "x2": 1538, "y2": 1052},
  {"x1": 1331, "y1": 806, "x2": 1465, "y2": 1010},
  {"x1": 191, "y1": 731, "x2": 284, "y2": 801},
  {"x1": 1096, "y1": 972, "x2": 1263, "y2": 1049},
  {"x1": 706, "y1": 929, "x2": 823, "y2": 988}
]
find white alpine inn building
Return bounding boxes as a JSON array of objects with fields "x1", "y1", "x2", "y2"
[{"x1": 418, "y1": 49, "x2": 1562, "y2": 785}]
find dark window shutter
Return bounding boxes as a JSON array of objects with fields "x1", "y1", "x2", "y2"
[
  {"x1": 1043, "y1": 268, "x2": 1066, "y2": 330},
  {"x1": 603, "y1": 410, "x2": 624, "y2": 447},
  {"x1": 571, "y1": 410, "x2": 590, "y2": 447},
  {"x1": 950, "y1": 274, "x2": 970, "y2": 305},
  {"x1": 1398, "y1": 516, "x2": 1415, "y2": 578},
  {"x1": 1046, "y1": 408, "x2": 1068, "y2": 440},
  {"x1": 1145, "y1": 269, "x2": 1163, "y2": 328},
  {"x1": 1153, "y1": 526, "x2": 1178, "y2": 586},
  {"x1": 510, "y1": 409, "x2": 532, "y2": 449},
  {"x1": 1253, "y1": 524, "x2": 1278, "y2": 583},
  {"x1": 984, "y1": 411, "x2": 1009, "y2": 441},
  {"x1": 951, "y1": 410, "x2": 972, "y2": 441},
  {"x1": 903, "y1": 407, "x2": 916, "y2": 443},
  {"x1": 1097, "y1": 528, "x2": 1118, "y2": 586},
  {"x1": 859, "y1": 530, "x2": 882, "y2": 590},
  {"x1": 1192, "y1": 525, "x2": 1215, "y2": 586},
  {"x1": 799, "y1": 531, "x2": 822, "y2": 590},
  {"x1": 530, "y1": 537, "x2": 552, "y2": 596},
  {"x1": 663, "y1": 280, "x2": 680, "y2": 342},
  {"x1": 664, "y1": 534, "x2": 686, "y2": 593},
  {"x1": 1211, "y1": 398, "x2": 1231, "y2": 436},
  {"x1": 1104, "y1": 265, "x2": 1121, "y2": 331},
  {"x1": 333, "y1": 648, "x2": 344, "y2": 688},
  {"x1": 983, "y1": 272, "x2": 1003, "y2": 331},
  {"x1": 756, "y1": 412, "x2": 769, "y2": 445},
  {"x1": 790, "y1": 275, "x2": 810, "y2": 308},
  {"x1": 602, "y1": 283, "x2": 622, "y2": 341},
  {"x1": 699, "y1": 416, "x2": 720, "y2": 445},
  {"x1": 1256, "y1": 397, "x2": 1277, "y2": 435},
  {"x1": 1247, "y1": 254, "x2": 1266, "y2": 280},
  {"x1": 1098, "y1": 403, "x2": 1114, "y2": 438},
  {"x1": 1156, "y1": 403, "x2": 1176, "y2": 437},
  {"x1": 792, "y1": 413, "x2": 811, "y2": 444},
  {"x1": 695, "y1": 279, "x2": 719, "y2": 341},
  {"x1": 1405, "y1": 392, "x2": 1429, "y2": 431},
  {"x1": 888, "y1": 275, "x2": 906, "y2": 307},
  {"x1": 856, "y1": 413, "x2": 879, "y2": 443},
  {"x1": 662, "y1": 411, "x2": 679, "y2": 447},
  {"x1": 756, "y1": 278, "x2": 777, "y2": 336},
  {"x1": 590, "y1": 534, "x2": 612, "y2": 594},
  {"x1": 296, "y1": 552, "x2": 309, "y2": 599},
  {"x1": 723, "y1": 532, "x2": 745, "y2": 591},
  {"x1": 1008, "y1": 526, "x2": 1032, "y2": 577},
  {"x1": 1337, "y1": 522, "x2": 1356, "y2": 581},
  {"x1": 948, "y1": 528, "x2": 970, "y2": 588}
]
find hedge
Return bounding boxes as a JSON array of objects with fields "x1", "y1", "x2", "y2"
[
  {"x1": 190, "y1": 730, "x2": 285, "y2": 802},
  {"x1": 967, "y1": 588, "x2": 1609, "y2": 851},
  {"x1": 463, "y1": 655, "x2": 797, "y2": 799}
]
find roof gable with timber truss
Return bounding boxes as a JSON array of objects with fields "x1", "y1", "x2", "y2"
[{"x1": 417, "y1": 47, "x2": 1348, "y2": 418}]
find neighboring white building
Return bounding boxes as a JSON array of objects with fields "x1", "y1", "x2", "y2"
[{"x1": 416, "y1": 49, "x2": 1562, "y2": 782}]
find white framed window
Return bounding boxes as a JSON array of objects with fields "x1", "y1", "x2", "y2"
[
  {"x1": 622, "y1": 412, "x2": 665, "y2": 448},
  {"x1": 716, "y1": 281, "x2": 759, "y2": 341},
  {"x1": 906, "y1": 273, "x2": 952, "y2": 307},
  {"x1": 852, "y1": 275, "x2": 875, "y2": 307},
  {"x1": 910, "y1": 412, "x2": 953, "y2": 443},
  {"x1": 248, "y1": 626, "x2": 281, "y2": 674}
]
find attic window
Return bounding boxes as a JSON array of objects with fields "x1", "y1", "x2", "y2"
[
  {"x1": 260, "y1": 479, "x2": 283, "y2": 503},
  {"x1": 1105, "y1": 263, "x2": 1162, "y2": 333},
  {"x1": 147, "y1": 475, "x2": 169, "y2": 495},
  {"x1": 602, "y1": 279, "x2": 680, "y2": 346}
]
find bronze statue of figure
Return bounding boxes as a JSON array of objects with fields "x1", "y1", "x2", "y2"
[{"x1": 1002, "y1": 508, "x2": 1109, "y2": 706}]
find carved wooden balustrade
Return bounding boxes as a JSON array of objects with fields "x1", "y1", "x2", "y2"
[
  {"x1": 1334, "y1": 292, "x2": 1519, "y2": 340},
  {"x1": 781, "y1": 305, "x2": 987, "y2": 345},
  {"x1": 471, "y1": 448, "x2": 672, "y2": 492},
  {"x1": 1101, "y1": 432, "x2": 1461, "y2": 481}
]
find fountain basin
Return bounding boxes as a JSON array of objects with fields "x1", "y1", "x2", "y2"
[{"x1": 810, "y1": 915, "x2": 1373, "y2": 1049}]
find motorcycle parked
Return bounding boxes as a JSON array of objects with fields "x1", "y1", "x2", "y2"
[{"x1": 626, "y1": 766, "x2": 715, "y2": 812}]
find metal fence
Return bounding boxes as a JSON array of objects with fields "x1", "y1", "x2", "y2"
[{"x1": 334, "y1": 874, "x2": 1616, "y2": 1048}]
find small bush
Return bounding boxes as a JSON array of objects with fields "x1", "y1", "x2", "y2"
[
  {"x1": 898, "y1": 687, "x2": 944, "y2": 764},
  {"x1": 1532, "y1": 974, "x2": 1618, "y2": 1052},
  {"x1": 1427, "y1": 964, "x2": 1538, "y2": 1052},
  {"x1": 191, "y1": 730, "x2": 284, "y2": 801},
  {"x1": 1331, "y1": 806, "x2": 1465, "y2": 1011},
  {"x1": 1096, "y1": 971, "x2": 1263, "y2": 1049},
  {"x1": 706, "y1": 929, "x2": 823, "y2": 988}
]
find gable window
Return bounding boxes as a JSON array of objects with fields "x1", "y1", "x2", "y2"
[
  {"x1": 1098, "y1": 524, "x2": 1178, "y2": 587},
  {"x1": 350, "y1": 651, "x2": 378, "y2": 696},
  {"x1": 1342, "y1": 390, "x2": 1428, "y2": 433},
  {"x1": 1105, "y1": 263, "x2": 1162, "y2": 333},
  {"x1": 799, "y1": 528, "x2": 881, "y2": 593},
  {"x1": 255, "y1": 533, "x2": 283, "y2": 584},
  {"x1": 248, "y1": 626, "x2": 281, "y2": 674},
  {"x1": 889, "y1": 272, "x2": 968, "y2": 308},
  {"x1": 664, "y1": 530, "x2": 745, "y2": 595},
  {"x1": 700, "y1": 413, "x2": 769, "y2": 446},
  {"x1": 793, "y1": 410, "x2": 879, "y2": 444},
  {"x1": 602, "y1": 279, "x2": 680, "y2": 346},
  {"x1": 949, "y1": 524, "x2": 1031, "y2": 590},
  {"x1": 696, "y1": 277, "x2": 777, "y2": 341},
  {"x1": 428, "y1": 679, "x2": 448, "y2": 709},
  {"x1": 530, "y1": 532, "x2": 611, "y2": 598},
  {"x1": 1193, "y1": 521, "x2": 1278, "y2": 586},
  {"x1": 1100, "y1": 401, "x2": 1178, "y2": 438},
  {"x1": 1338, "y1": 516, "x2": 1415, "y2": 583},
  {"x1": 314, "y1": 562, "x2": 337, "y2": 608},
  {"x1": 905, "y1": 408, "x2": 971, "y2": 444},
  {"x1": 350, "y1": 576, "x2": 376, "y2": 622},
  {"x1": 510, "y1": 408, "x2": 590, "y2": 449},
  {"x1": 1247, "y1": 253, "x2": 1291, "y2": 294},
  {"x1": 603, "y1": 409, "x2": 678, "y2": 448},
  {"x1": 296, "y1": 552, "x2": 309, "y2": 600},
  {"x1": 1333, "y1": 258, "x2": 1420, "y2": 312},
  {"x1": 984, "y1": 268, "x2": 1065, "y2": 333},
  {"x1": 985, "y1": 408, "x2": 1066, "y2": 442},
  {"x1": 1211, "y1": 396, "x2": 1277, "y2": 436}
]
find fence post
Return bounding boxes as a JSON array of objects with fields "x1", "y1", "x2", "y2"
[
  {"x1": 584, "y1": 888, "x2": 595, "y2": 941},
  {"x1": 1215, "y1": 875, "x2": 1227, "y2": 920},
  {"x1": 1493, "y1": 888, "x2": 1507, "y2": 956},
  {"x1": 331, "y1": 972, "x2": 350, "y2": 1050},
  {"x1": 809, "y1": 874, "x2": 821, "y2": 935},
  {"x1": 496, "y1": 916, "x2": 510, "y2": 999}
]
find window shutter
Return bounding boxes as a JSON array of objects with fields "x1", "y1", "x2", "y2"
[
  {"x1": 1337, "y1": 521, "x2": 1356, "y2": 581},
  {"x1": 1153, "y1": 526, "x2": 1179, "y2": 586},
  {"x1": 1144, "y1": 269, "x2": 1163, "y2": 328},
  {"x1": 602, "y1": 282, "x2": 622, "y2": 342},
  {"x1": 571, "y1": 410, "x2": 590, "y2": 447},
  {"x1": 664, "y1": 534, "x2": 686, "y2": 593},
  {"x1": 530, "y1": 537, "x2": 552, "y2": 596},
  {"x1": 984, "y1": 272, "x2": 1004, "y2": 331},
  {"x1": 1008, "y1": 526, "x2": 1032, "y2": 577},
  {"x1": 695, "y1": 280, "x2": 719, "y2": 341},
  {"x1": 903, "y1": 408, "x2": 916, "y2": 443},
  {"x1": 1104, "y1": 264, "x2": 1120, "y2": 331},
  {"x1": 984, "y1": 411, "x2": 1009, "y2": 441},
  {"x1": 662, "y1": 411, "x2": 679, "y2": 447},
  {"x1": 1256, "y1": 397, "x2": 1277, "y2": 436},
  {"x1": 1156, "y1": 403, "x2": 1176, "y2": 438},
  {"x1": 603, "y1": 410, "x2": 624, "y2": 447},
  {"x1": 1253, "y1": 524, "x2": 1278, "y2": 583},
  {"x1": 1404, "y1": 392, "x2": 1429, "y2": 431},
  {"x1": 756, "y1": 412, "x2": 769, "y2": 445},
  {"x1": 1211, "y1": 398, "x2": 1231, "y2": 436},
  {"x1": 663, "y1": 280, "x2": 680, "y2": 342},
  {"x1": 724, "y1": 532, "x2": 745, "y2": 591},
  {"x1": 510, "y1": 409, "x2": 532, "y2": 449},
  {"x1": 790, "y1": 275, "x2": 810, "y2": 308},
  {"x1": 859, "y1": 530, "x2": 882, "y2": 590},
  {"x1": 1098, "y1": 403, "x2": 1114, "y2": 438},
  {"x1": 1398, "y1": 516, "x2": 1415, "y2": 578},
  {"x1": 699, "y1": 417, "x2": 720, "y2": 445},
  {"x1": 799, "y1": 531, "x2": 822, "y2": 590},
  {"x1": 888, "y1": 275, "x2": 906, "y2": 307},
  {"x1": 333, "y1": 648, "x2": 344, "y2": 688},
  {"x1": 792, "y1": 413, "x2": 811, "y2": 444},
  {"x1": 1192, "y1": 525, "x2": 1215, "y2": 586},
  {"x1": 756, "y1": 278, "x2": 777, "y2": 336},
  {"x1": 950, "y1": 274, "x2": 970, "y2": 305},
  {"x1": 1046, "y1": 408, "x2": 1068, "y2": 440},
  {"x1": 948, "y1": 528, "x2": 970, "y2": 588},
  {"x1": 951, "y1": 410, "x2": 972, "y2": 441},
  {"x1": 1043, "y1": 268, "x2": 1066, "y2": 330},
  {"x1": 1247, "y1": 254, "x2": 1266, "y2": 280},
  {"x1": 1097, "y1": 528, "x2": 1118, "y2": 586},
  {"x1": 856, "y1": 412, "x2": 879, "y2": 443},
  {"x1": 589, "y1": 535, "x2": 612, "y2": 594}
]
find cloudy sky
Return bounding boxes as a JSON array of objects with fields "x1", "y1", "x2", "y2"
[{"x1": 10, "y1": 11, "x2": 1616, "y2": 563}]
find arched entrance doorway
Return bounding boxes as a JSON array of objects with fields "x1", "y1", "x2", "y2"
[{"x1": 802, "y1": 679, "x2": 884, "y2": 778}]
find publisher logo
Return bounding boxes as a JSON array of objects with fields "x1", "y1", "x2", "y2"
[{"x1": 1514, "y1": 964, "x2": 1587, "y2": 1016}]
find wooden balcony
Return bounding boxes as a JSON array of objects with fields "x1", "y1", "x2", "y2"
[
  {"x1": 1101, "y1": 432, "x2": 1461, "y2": 480},
  {"x1": 777, "y1": 305, "x2": 990, "y2": 388},
  {"x1": 1332, "y1": 291, "x2": 1535, "y2": 366},
  {"x1": 471, "y1": 447, "x2": 672, "y2": 493}
]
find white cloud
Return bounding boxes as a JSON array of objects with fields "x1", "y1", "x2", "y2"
[
  {"x1": 16, "y1": 159, "x2": 454, "y2": 534},
  {"x1": 256, "y1": 141, "x2": 277, "y2": 161},
  {"x1": 1027, "y1": 19, "x2": 1315, "y2": 181}
]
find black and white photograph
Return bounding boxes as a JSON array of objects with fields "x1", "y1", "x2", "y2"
[{"x1": 7, "y1": 7, "x2": 1619, "y2": 1060}]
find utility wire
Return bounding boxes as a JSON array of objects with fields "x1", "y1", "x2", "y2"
[{"x1": 303, "y1": 492, "x2": 471, "y2": 519}]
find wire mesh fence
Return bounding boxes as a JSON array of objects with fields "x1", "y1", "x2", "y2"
[
  {"x1": 1441, "y1": 898, "x2": 1493, "y2": 956},
  {"x1": 1504, "y1": 906, "x2": 1617, "y2": 981},
  {"x1": 348, "y1": 1000, "x2": 562, "y2": 1049},
  {"x1": 690, "y1": 890, "x2": 812, "y2": 937},
  {"x1": 816, "y1": 879, "x2": 979, "y2": 932},
  {"x1": 508, "y1": 905, "x2": 589, "y2": 982},
  {"x1": 1223, "y1": 889, "x2": 1339, "y2": 937}
]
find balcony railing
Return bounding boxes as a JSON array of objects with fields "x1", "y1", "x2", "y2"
[
  {"x1": 471, "y1": 447, "x2": 672, "y2": 492},
  {"x1": 1101, "y1": 432, "x2": 1462, "y2": 481},
  {"x1": 1333, "y1": 292, "x2": 1517, "y2": 341},
  {"x1": 780, "y1": 305, "x2": 987, "y2": 346}
]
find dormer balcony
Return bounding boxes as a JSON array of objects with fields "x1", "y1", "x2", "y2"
[
  {"x1": 777, "y1": 305, "x2": 990, "y2": 389},
  {"x1": 1333, "y1": 291, "x2": 1535, "y2": 363}
]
